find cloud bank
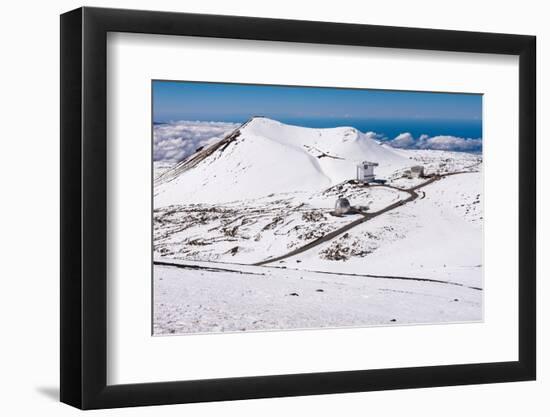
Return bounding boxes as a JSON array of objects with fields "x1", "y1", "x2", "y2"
[
  {"x1": 153, "y1": 121, "x2": 482, "y2": 162},
  {"x1": 388, "y1": 132, "x2": 482, "y2": 152},
  {"x1": 154, "y1": 121, "x2": 240, "y2": 162}
]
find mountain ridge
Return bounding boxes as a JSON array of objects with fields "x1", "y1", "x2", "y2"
[{"x1": 154, "y1": 117, "x2": 411, "y2": 206}]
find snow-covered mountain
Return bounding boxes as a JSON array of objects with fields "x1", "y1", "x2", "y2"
[
  {"x1": 154, "y1": 117, "x2": 411, "y2": 206},
  {"x1": 152, "y1": 117, "x2": 483, "y2": 334}
]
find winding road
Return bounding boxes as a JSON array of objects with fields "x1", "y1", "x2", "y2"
[{"x1": 254, "y1": 166, "x2": 479, "y2": 266}]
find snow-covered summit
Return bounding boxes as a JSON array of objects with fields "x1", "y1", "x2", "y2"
[
  {"x1": 242, "y1": 117, "x2": 403, "y2": 157},
  {"x1": 154, "y1": 117, "x2": 411, "y2": 206}
]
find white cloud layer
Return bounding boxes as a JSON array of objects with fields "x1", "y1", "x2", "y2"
[
  {"x1": 153, "y1": 121, "x2": 482, "y2": 162},
  {"x1": 388, "y1": 132, "x2": 482, "y2": 152},
  {"x1": 154, "y1": 120, "x2": 240, "y2": 162},
  {"x1": 390, "y1": 132, "x2": 416, "y2": 148},
  {"x1": 363, "y1": 131, "x2": 386, "y2": 143}
]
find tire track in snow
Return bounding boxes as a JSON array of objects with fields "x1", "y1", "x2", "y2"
[{"x1": 153, "y1": 260, "x2": 482, "y2": 291}]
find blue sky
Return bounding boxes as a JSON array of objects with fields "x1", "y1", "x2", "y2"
[{"x1": 152, "y1": 80, "x2": 482, "y2": 123}]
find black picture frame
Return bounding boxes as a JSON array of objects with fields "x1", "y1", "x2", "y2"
[{"x1": 60, "y1": 6, "x2": 536, "y2": 410}]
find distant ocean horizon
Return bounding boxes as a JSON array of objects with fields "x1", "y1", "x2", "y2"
[{"x1": 154, "y1": 117, "x2": 482, "y2": 141}]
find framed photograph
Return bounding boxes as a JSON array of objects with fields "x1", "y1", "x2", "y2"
[{"x1": 60, "y1": 6, "x2": 536, "y2": 409}]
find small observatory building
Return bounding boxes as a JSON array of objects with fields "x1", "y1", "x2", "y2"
[
  {"x1": 356, "y1": 161, "x2": 379, "y2": 183},
  {"x1": 403, "y1": 165, "x2": 425, "y2": 179},
  {"x1": 334, "y1": 197, "x2": 352, "y2": 215},
  {"x1": 410, "y1": 165, "x2": 425, "y2": 178}
]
